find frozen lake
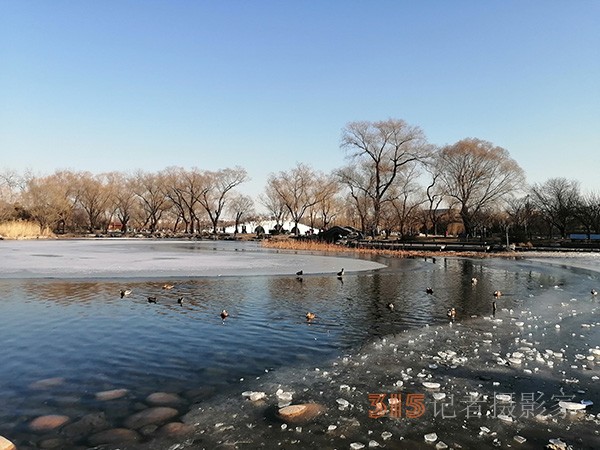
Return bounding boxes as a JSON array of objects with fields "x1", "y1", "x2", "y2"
[{"x1": 0, "y1": 240, "x2": 599, "y2": 449}]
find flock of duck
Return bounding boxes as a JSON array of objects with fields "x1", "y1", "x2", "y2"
[{"x1": 119, "y1": 267, "x2": 598, "y2": 325}]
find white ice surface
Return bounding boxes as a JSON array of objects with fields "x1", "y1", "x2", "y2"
[{"x1": 0, "y1": 239, "x2": 386, "y2": 278}]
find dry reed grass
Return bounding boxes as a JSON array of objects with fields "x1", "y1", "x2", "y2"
[
  {"x1": 0, "y1": 221, "x2": 55, "y2": 239},
  {"x1": 261, "y1": 237, "x2": 517, "y2": 259}
]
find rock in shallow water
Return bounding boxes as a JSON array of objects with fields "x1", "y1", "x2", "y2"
[
  {"x1": 88, "y1": 428, "x2": 141, "y2": 445},
  {"x1": 95, "y1": 388, "x2": 129, "y2": 401},
  {"x1": 146, "y1": 392, "x2": 184, "y2": 406},
  {"x1": 29, "y1": 415, "x2": 70, "y2": 432},
  {"x1": 124, "y1": 407, "x2": 179, "y2": 429}
]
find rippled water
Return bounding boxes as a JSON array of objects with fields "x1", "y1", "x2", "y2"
[{"x1": 0, "y1": 241, "x2": 599, "y2": 449}]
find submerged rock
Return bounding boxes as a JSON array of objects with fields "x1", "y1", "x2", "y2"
[
  {"x1": 88, "y1": 428, "x2": 141, "y2": 445},
  {"x1": 95, "y1": 388, "x2": 129, "y2": 401},
  {"x1": 124, "y1": 407, "x2": 179, "y2": 429},
  {"x1": 29, "y1": 414, "x2": 70, "y2": 432},
  {"x1": 29, "y1": 377, "x2": 65, "y2": 390},
  {"x1": 146, "y1": 392, "x2": 184, "y2": 406}
]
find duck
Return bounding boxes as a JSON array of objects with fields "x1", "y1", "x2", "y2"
[
  {"x1": 306, "y1": 312, "x2": 316, "y2": 321},
  {"x1": 426, "y1": 287, "x2": 434, "y2": 295},
  {"x1": 591, "y1": 289, "x2": 598, "y2": 296},
  {"x1": 447, "y1": 307, "x2": 456, "y2": 319},
  {"x1": 387, "y1": 303, "x2": 394, "y2": 311},
  {"x1": 493, "y1": 290, "x2": 502, "y2": 298},
  {"x1": 177, "y1": 297, "x2": 184, "y2": 305},
  {"x1": 147, "y1": 296, "x2": 157, "y2": 304},
  {"x1": 162, "y1": 283, "x2": 174, "y2": 290},
  {"x1": 337, "y1": 268, "x2": 345, "y2": 277},
  {"x1": 120, "y1": 289, "x2": 132, "y2": 298},
  {"x1": 296, "y1": 270, "x2": 303, "y2": 276},
  {"x1": 471, "y1": 277, "x2": 478, "y2": 285},
  {"x1": 220, "y1": 309, "x2": 229, "y2": 320}
]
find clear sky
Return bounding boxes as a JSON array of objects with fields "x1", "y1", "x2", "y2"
[{"x1": 1, "y1": 1, "x2": 599, "y2": 201}]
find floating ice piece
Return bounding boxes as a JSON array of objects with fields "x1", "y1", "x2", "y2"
[
  {"x1": 249, "y1": 392, "x2": 266, "y2": 401},
  {"x1": 395, "y1": 380, "x2": 404, "y2": 387},
  {"x1": 509, "y1": 358, "x2": 522, "y2": 365},
  {"x1": 381, "y1": 432, "x2": 392, "y2": 440},
  {"x1": 498, "y1": 414, "x2": 513, "y2": 422},
  {"x1": 590, "y1": 348, "x2": 600, "y2": 356},
  {"x1": 515, "y1": 322, "x2": 524, "y2": 327},
  {"x1": 424, "y1": 432, "x2": 438, "y2": 443},
  {"x1": 368, "y1": 440, "x2": 380, "y2": 448},
  {"x1": 432, "y1": 392, "x2": 446, "y2": 401},
  {"x1": 327, "y1": 425, "x2": 337, "y2": 432},
  {"x1": 350, "y1": 443, "x2": 365, "y2": 449},
  {"x1": 340, "y1": 384, "x2": 351, "y2": 391},
  {"x1": 581, "y1": 400, "x2": 593, "y2": 406},
  {"x1": 495, "y1": 394, "x2": 513, "y2": 402},
  {"x1": 513, "y1": 435, "x2": 527, "y2": 444},
  {"x1": 558, "y1": 401, "x2": 586, "y2": 410},
  {"x1": 479, "y1": 426, "x2": 491, "y2": 434},
  {"x1": 422, "y1": 382, "x2": 441, "y2": 389},
  {"x1": 435, "y1": 442, "x2": 448, "y2": 449},
  {"x1": 336, "y1": 398, "x2": 351, "y2": 408}
]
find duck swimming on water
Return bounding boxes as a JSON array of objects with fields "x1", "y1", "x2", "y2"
[
  {"x1": 147, "y1": 296, "x2": 157, "y2": 304},
  {"x1": 306, "y1": 312, "x2": 316, "y2": 321},
  {"x1": 337, "y1": 268, "x2": 345, "y2": 277},
  {"x1": 120, "y1": 289, "x2": 132, "y2": 298},
  {"x1": 493, "y1": 290, "x2": 502, "y2": 298},
  {"x1": 426, "y1": 287, "x2": 434, "y2": 295},
  {"x1": 220, "y1": 309, "x2": 229, "y2": 320},
  {"x1": 447, "y1": 307, "x2": 456, "y2": 319}
]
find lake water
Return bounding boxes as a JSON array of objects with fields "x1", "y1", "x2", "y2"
[{"x1": 0, "y1": 240, "x2": 599, "y2": 449}]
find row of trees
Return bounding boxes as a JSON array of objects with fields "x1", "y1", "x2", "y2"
[{"x1": 1, "y1": 118, "x2": 599, "y2": 240}]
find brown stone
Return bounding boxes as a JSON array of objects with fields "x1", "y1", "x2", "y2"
[
  {"x1": 88, "y1": 428, "x2": 141, "y2": 445},
  {"x1": 61, "y1": 412, "x2": 110, "y2": 438},
  {"x1": 157, "y1": 422, "x2": 195, "y2": 436},
  {"x1": 29, "y1": 377, "x2": 65, "y2": 390},
  {"x1": 38, "y1": 437, "x2": 66, "y2": 449},
  {"x1": 123, "y1": 407, "x2": 179, "y2": 429},
  {"x1": 0, "y1": 436, "x2": 16, "y2": 450},
  {"x1": 29, "y1": 414, "x2": 70, "y2": 432},
  {"x1": 145, "y1": 392, "x2": 184, "y2": 406},
  {"x1": 95, "y1": 388, "x2": 129, "y2": 401},
  {"x1": 277, "y1": 403, "x2": 325, "y2": 424}
]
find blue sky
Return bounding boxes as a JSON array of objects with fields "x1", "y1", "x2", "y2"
[{"x1": 1, "y1": 1, "x2": 599, "y2": 200}]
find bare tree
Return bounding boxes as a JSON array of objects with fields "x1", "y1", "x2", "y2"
[
  {"x1": 133, "y1": 171, "x2": 172, "y2": 233},
  {"x1": 163, "y1": 167, "x2": 208, "y2": 234},
  {"x1": 75, "y1": 172, "x2": 112, "y2": 233},
  {"x1": 21, "y1": 170, "x2": 79, "y2": 233},
  {"x1": 267, "y1": 163, "x2": 323, "y2": 236},
  {"x1": 530, "y1": 177, "x2": 581, "y2": 238},
  {"x1": 388, "y1": 165, "x2": 426, "y2": 237},
  {"x1": 339, "y1": 118, "x2": 431, "y2": 236},
  {"x1": 104, "y1": 172, "x2": 138, "y2": 233},
  {"x1": 261, "y1": 183, "x2": 289, "y2": 229},
  {"x1": 575, "y1": 191, "x2": 600, "y2": 237},
  {"x1": 437, "y1": 138, "x2": 525, "y2": 237},
  {"x1": 198, "y1": 167, "x2": 248, "y2": 234},
  {"x1": 228, "y1": 194, "x2": 255, "y2": 234}
]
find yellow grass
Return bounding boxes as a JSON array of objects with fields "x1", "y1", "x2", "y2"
[
  {"x1": 261, "y1": 236, "x2": 517, "y2": 259},
  {"x1": 0, "y1": 221, "x2": 55, "y2": 239}
]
